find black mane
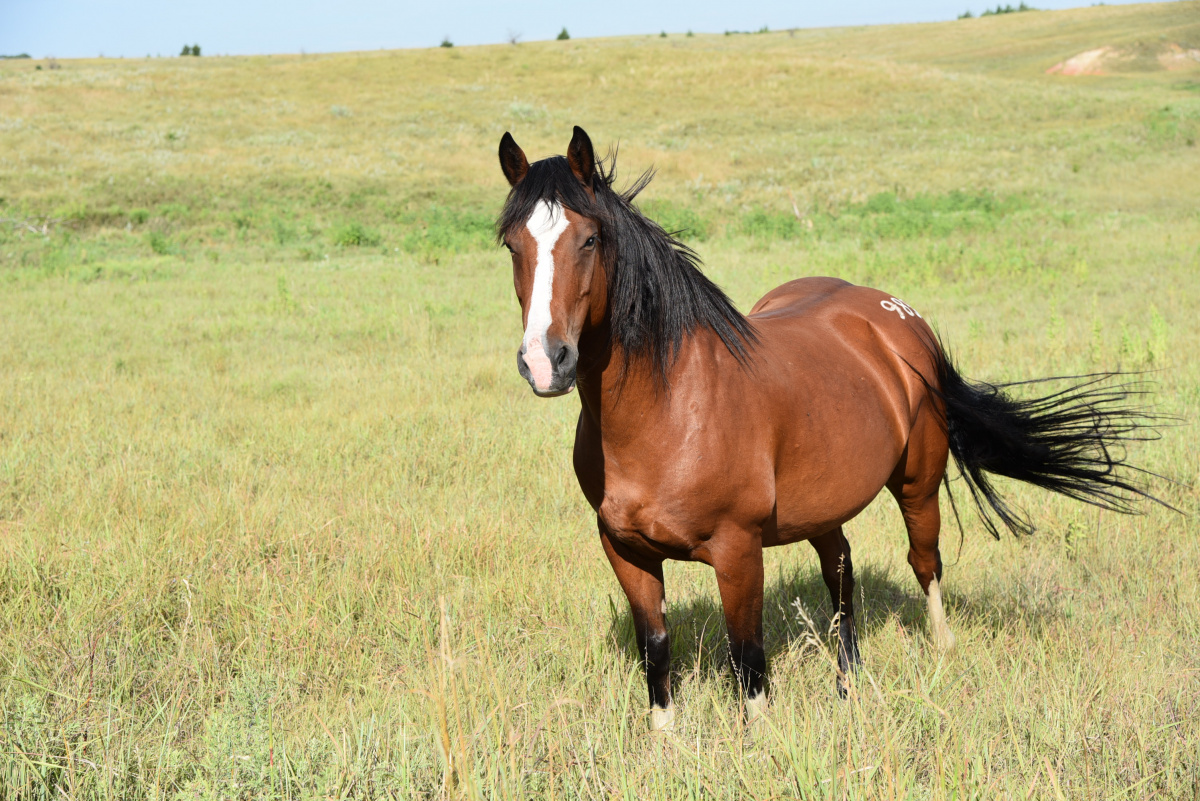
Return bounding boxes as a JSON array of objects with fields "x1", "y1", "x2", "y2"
[{"x1": 497, "y1": 151, "x2": 756, "y2": 384}]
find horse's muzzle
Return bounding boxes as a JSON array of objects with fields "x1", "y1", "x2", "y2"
[{"x1": 517, "y1": 337, "x2": 577, "y2": 397}]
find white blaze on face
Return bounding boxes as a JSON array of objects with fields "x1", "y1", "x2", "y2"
[{"x1": 522, "y1": 200, "x2": 571, "y2": 390}]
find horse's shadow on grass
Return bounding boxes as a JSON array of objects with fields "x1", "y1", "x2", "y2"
[
  {"x1": 604, "y1": 563, "x2": 912, "y2": 688},
  {"x1": 605, "y1": 560, "x2": 1063, "y2": 689}
]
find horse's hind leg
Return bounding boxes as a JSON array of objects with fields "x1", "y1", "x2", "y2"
[
  {"x1": 889, "y1": 487, "x2": 955, "y2": 651},
  {"x1": 599, "y1": 525, "x2": 674, "y2": 731},
  {"x1": 888, "y1": 422, "x2": 955, "y2": 652},
  {"x1": 809, "y1": 527, "x2": 861, "y2": 697}
]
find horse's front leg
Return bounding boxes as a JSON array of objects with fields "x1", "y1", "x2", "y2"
[
  {"x1": 712, "y1": 537, "x2": 767, "y2": 723},
  {"x1": 599, "y1": 524, "x2": 673, "y2": 731}
]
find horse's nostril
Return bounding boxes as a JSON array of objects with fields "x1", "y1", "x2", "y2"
[{"x1": 554, "y1": 346, "x2": 570, "y2": 368}]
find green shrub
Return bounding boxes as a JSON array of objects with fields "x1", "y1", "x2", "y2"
[
  {"x1": 332, "y1": 221, "x2": 381, "y2": 247},
  {"x1": 739, "y1": 191, "x2": 1028, "y2": 242},
  {"x1": 839, "y1": 190, "x2": 1027, "y2": 239},
  {"x1": 396, "y1": 206, "x2": 493, "y2": 257},
  {"x1": 639, "y1": 200, "x2": 710, "y2": 241},
  {"x1": 146, "y1": 231, "x2": 173, "y2": 255},
  {"x1": 981, "y1": 2, "x2": 1035, "y2": 15},
  {"x1": 557, "y1": 28, "x2": 570, "y2": 41},
  {"x1": 55, "y1": 204, "x2": 127, "y2": 228},
  {"x1": 157, "y1": 202, "x2": 189, "y2": 221},
  {"x1": 272, "y1": 217, "x2": 296, "y2": 245},
  {"x1": 740, "y1": 209, "x2": 808, "y2": 239}
]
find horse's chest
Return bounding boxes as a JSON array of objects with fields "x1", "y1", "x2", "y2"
[
  {"x1": 575, "y1": 435, "x2": 773, "y2": 560},
  {"x1": 595, "y1": 489, "x2": 702, "y2": 560}
]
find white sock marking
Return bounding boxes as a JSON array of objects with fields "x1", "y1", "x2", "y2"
[
  {"x1": 746, "y1": 693, "x2": 768, "y2": 724},
  {"x1": 927, "y1": 577, "x2": 956, "y2": 651},
  {"x1": 522, "y1": 200, "x2": 570, "y2": 390},
  {"x1": 650, "y1": 704, "x2": 675, "y2": 732}
]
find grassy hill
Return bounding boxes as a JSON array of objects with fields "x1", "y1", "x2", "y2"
[
  {"x1": 0, "y1": 3, "x2": 1198, "y2": 799},
  {"x1": 2, "y1": 1, "x2": 1198, "y2": 264}
]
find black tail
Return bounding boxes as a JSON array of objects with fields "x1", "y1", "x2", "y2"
[{"x1": 927, "y1": 342, "x2": 1173, "y2": 538}]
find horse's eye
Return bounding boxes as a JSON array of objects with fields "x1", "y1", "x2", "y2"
[
  {"x1": 583, "y1": 235, "x2": 597, "y2": 249},
  {"x1": 503, "y1": 241, "x2": 514, "y2": 252}
]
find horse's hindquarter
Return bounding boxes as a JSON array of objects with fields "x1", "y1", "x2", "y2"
[{"x1": 751, "y1": 278, "x2": 941, "y2": 545}]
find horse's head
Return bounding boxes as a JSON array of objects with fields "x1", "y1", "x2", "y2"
[{"x1": 497, "y1": 126, "x2": 606, "y2": 397}]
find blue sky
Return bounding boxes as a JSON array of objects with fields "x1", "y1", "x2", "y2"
[{"x1": 2, "y1": 0, "x2": 1149, "y2": 59}]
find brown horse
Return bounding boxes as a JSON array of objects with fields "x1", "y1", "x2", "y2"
[{"x1": 496, "y1": 126, "x2": 1163, "y2": 730}]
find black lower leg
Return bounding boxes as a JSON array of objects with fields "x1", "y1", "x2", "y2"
[
  {"x1": 812, "y1": 528, "x2": 862, "y2": 697},
  {"x1": 713, "y1": 540, "x2": 768, "y2": 717},
  {"x1": 729, "y1": 638, "x2": 767, "y2": 700},
  {"x1": 834, "y1": 614, "x2": 861, "y2": 696},
  {"x1": 598, "y1": 528, "x2": 673, "y2": 718},
  {"x1": 638, "y1": 625, "x2": 672, "y2": 709}
]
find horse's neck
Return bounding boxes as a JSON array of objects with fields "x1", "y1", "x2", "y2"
[
  {"x1": 576, "y1": 338, "x2": 648, "y2": 435},
  {"x1": 574, "y1": 332, "x2": 702, "y2": 439}
]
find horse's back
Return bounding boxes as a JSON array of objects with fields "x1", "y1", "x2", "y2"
[
  {"x1": 749, "y1": 276, "x2": 853, "y2": 318},
  {"x1": 750, "y1": 277, "x2": 939, "y2": 382}
]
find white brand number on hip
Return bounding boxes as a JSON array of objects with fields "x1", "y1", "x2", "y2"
[{"x1": 880, "y1": 297, "x2": 922, "y2": 320}]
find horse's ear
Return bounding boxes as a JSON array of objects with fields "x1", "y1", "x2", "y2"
[
  {"x1": 499, "y1": 132, "x2": 529, "y2": 187},
  {"x1": 567, "y1": 125, "x2": 595, "y2": 187}
]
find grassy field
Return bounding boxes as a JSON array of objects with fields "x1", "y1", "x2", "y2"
[{"x1": 1, "y1": 2, "x2": 1199, "y2": 798}]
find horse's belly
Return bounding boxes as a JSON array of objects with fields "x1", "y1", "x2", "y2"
[
  {"x1": 769, "y1": 438, "x2": 900, "y2": 546},
  {"x1": 762, "y1": 344, "x2": 912, "y2": 545}
]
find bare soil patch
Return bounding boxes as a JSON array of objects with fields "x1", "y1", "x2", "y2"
[{"x1": 1047, "y1": 42, "x2": 1200, "y2": 75}]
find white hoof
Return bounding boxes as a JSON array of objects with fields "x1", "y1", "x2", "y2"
[
  {"x1": 745, "y1": 693, "x2": 768, "y2": 724},
  {"x1": 650, "y1": 705, "x2": 675, "y2": 732},
  {"x1": 927, "y1": 577, "x2": 956, "y2": 652}
]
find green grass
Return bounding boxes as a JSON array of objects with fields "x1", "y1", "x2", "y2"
[{"x1": 1, "y1": 3, "x2": 1199, "y2": 798}]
